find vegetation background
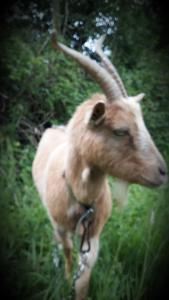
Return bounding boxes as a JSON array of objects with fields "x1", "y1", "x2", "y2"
[{"x1": 0, "y1": 0, "x2": 169, "y2": 299}]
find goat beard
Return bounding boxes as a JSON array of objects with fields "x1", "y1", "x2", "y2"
[{"x1": 113, "y1": 179, "x2": 129, "y2": 207}]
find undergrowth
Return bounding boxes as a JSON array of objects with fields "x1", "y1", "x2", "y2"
[{"x1": 0, "y1": 139, "x2": 169, "y2": 300}]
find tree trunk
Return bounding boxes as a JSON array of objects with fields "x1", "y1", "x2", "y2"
[{"x1": 52, "y1": 0, "x2": 61, "y2": 34}]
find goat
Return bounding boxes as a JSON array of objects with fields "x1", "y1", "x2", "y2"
[{"x1": 32, "y1": 35, "x2": 167, "y2": 300}]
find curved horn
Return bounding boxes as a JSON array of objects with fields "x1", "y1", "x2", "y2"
[
  {"x1": 95, "y1": 35, "x2": 128, "y2": 98},
  {"x1": 52, "y1": 34, "x2": 123, "y2": 102}
]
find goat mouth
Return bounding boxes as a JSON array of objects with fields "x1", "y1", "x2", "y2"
[{"x1": 140, "y1": 176, "x2": 167, "y2": 188}]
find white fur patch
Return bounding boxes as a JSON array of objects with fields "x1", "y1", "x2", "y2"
[
  {"x1": 113, "y1": 179, "x2": 129, "y2": 207},
  {"x1": 135, "y1": 108, "x2": 151, "y2": 153},
  {"x1": 67, "y1": 205, "x2": 78, "y2": 218},
  {"x1": 81, "y1": 167, "x2": 90, "y2": 183},
  {"x1": 124, "y1": 98, "x2": 151, "y2": 153}
]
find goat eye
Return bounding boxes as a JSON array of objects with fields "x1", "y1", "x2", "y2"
[{"x1": 113, "y1": 129, "x2": 129, "y2": 137}]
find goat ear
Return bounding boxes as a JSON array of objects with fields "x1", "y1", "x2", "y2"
[
  {"x1": 89, "y1": 101, "x2": 105, "y2": 125},
  {"x1": 131, "y1": 93, "x2": 145, "y2": 102}
]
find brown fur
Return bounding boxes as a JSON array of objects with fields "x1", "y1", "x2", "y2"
[{"x1": 32, "y1": 92, "x2": 167, "y2": 300}]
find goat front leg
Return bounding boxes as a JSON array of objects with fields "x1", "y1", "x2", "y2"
[
  {"x1": 75, "y1": 236, "x2": 99, "y2": 300},
  {"x1": 54, "y1": 225, "x2": 73, "y2": 279}
]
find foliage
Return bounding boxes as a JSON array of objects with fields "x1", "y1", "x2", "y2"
[
  {"x1": 0, "y1": 140, "x2": 169, "y2": 300},
  {"x1": 1, "y1": 1, "x2": 169, "y2": 150},
  {"x1": 1, "y1": 29, "x2": 98, "y2": 140}
]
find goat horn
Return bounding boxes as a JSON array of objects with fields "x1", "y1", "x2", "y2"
[
  {"x1": 95, "y1": 35, "x2": 128, "y2": 98},
  {"x1": 51, "y1": 34, "x2": 123, "y2": 102}
]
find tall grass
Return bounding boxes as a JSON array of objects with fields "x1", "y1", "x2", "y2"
[{"x1": 0, "y1": 139, "x2": 169, "y2": 300}]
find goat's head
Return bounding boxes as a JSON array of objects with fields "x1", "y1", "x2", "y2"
[{"x1": 52, "y1": 34, "x2": 167, "y2": 187}]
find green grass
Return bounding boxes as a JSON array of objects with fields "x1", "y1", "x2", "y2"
[{"x1": 0, "y1": 139, "x2": 169, "y2": 300}]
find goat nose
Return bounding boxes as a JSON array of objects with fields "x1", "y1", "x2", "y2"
[
  {"x1": 158, "y1": 157, "x2": 167, "y2": 176},
  {"x1": 158, "y1": 163, "x2": 168, "y2": 184},
  {"x1": 158, "y1": 167, "x2": 167, "y2": 176}
]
